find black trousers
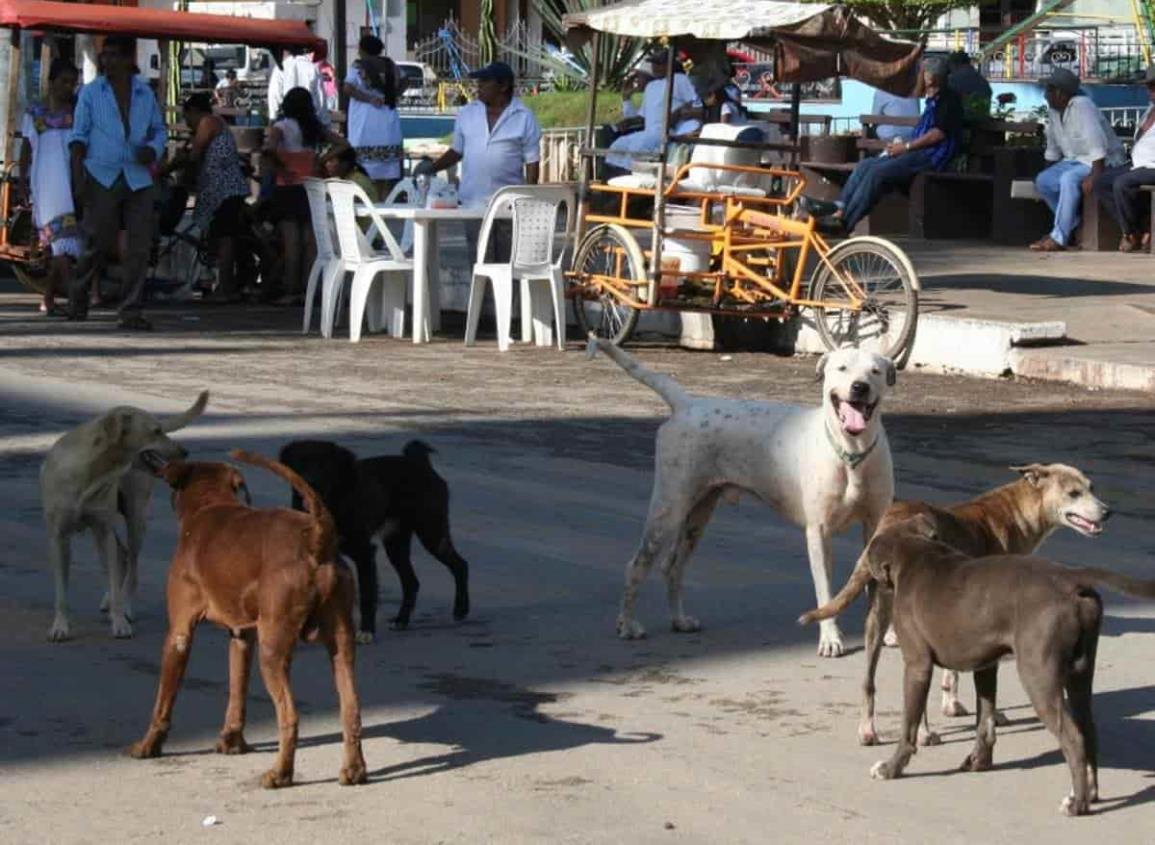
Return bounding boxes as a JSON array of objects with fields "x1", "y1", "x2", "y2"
[{"x1": 1094, "y1": 165, "x2": 1155, "y2": 236}]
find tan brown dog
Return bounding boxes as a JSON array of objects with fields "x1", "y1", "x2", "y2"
[
  {"x1": 800, "y1": 464, "x2": 1109, "y2": 745},
  {"x1": 834, "y1": 515, "x2": 1155, "y2": 816},
  {"x1": 128, "y1": 449, "x2": 367, "y2": 789}
]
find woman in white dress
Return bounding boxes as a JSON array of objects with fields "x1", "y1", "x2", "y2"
[
  {"x1": 19, "y1": 58, "x2": 82, "y2": 316},
  {"x1": 342, "y1": 34, "x2": 404, "y2": 200},
  {"x1": 604, "y1": 50, "x2": 703, "y2": 178}
]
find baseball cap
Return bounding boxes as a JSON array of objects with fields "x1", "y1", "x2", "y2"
[
  {"x1": 1042, "y1": 68, "x2": 1080, "y2": 94},
  {"x1": 469, "y1": 61, "x2": 515, "y2": 84}
]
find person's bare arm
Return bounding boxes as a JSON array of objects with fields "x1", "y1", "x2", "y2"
[
  {"x1": 342, "y1": 82, "x2": 384, "y2": 107},
  {"x1": 317, "y1": 127, "x2": 351, "y2": 167},
  {"x1": 418, "y1": 148, "x2": 463, "y2": 176},
  {"x1": 524, "y1": 162, "x2": 540, "y2": 185}
]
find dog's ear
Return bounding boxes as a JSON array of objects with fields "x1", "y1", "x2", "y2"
[
  {"x1": 884, "y1": 358, "x2": 897, "y2": 387},
  {"x1": 160, "y1": 460, "x2": 193, "y2": 489},
  {"x1": 814, "y1": 352, "x2": 830, "y2": 382},
  {"x1": 907, "y1": 513, "x2": 938, "y2": 540},
  {"x1": 97, "y1": 411, "x2": 133, "y2": 446},
  {"x1": 230, "y1": 468, "x2": 252, "y2": 506},
  {"x1": 1011, "y1": 464, "x2": 1049, "y2": 487}
]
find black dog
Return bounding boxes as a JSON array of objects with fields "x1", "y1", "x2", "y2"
[{"x1": 278, "y1": 439, "x2": 470, "y2": 640}]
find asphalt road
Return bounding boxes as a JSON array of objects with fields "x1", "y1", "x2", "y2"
[{"x1": 1, "y1": 293, "x2": 1153, "y2": 844}]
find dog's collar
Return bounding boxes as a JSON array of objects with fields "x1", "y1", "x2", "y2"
[{"x1": 825, "y1": 423, "x2": 879, "y2": 469}]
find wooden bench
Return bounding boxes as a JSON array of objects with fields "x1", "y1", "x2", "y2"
[{"x1": 1007, "y1": 172, "x2": 1122, "y2": 251}]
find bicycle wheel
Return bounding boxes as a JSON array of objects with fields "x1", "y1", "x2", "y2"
[
  {"x1": 808, "y1": 236, "x2": 918, "y2": 363},
  {"x1": 571, "y1": 224, "x2": 645, "y2": 346}
]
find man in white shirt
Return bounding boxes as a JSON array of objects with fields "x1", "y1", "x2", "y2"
[
  {"x1": 267, "y1": 46, "x2": 330, "y2": 126},
  {"x1": 869, "y1": 88, "x2": 920, "y2": 142},
  {"x1": 603, "y1": 49, "x2": 703, "y2": 178},
  {"x1": 1032, "y1": 68, "x2": 1126, "y2": 251},
  {"x1": 416, "y1": 61, "x2": 542, "y2": 260},
  {"x1": 1093, "y1": 65, "x2": 1155, "y2": 252}
]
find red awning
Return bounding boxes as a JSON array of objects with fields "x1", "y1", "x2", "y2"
[{"x1": 0, "y1": 0, "x2": 322, "y2": 49}]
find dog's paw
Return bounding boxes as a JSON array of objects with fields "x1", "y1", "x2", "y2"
[
  {"x1": 109, "y1": 614, "x2": 134, "y2": 639},
  {"x1": 214, "y1": 732, "x2": 251, "y2": 755},
  {"x1": 260, "y1": 768, "x2": 294, "y2": 789},
  {"x1": 355, "y1": 630, "x2": 375, "y2": 645},
  {"x1": 127, "y1": 740, "x2": 161, "y2": 759},
  {"x1": 47, "y1": 616, "x2": 72, "y2": 642},
  {"x1": 858, "y1": 723, "x2": 880, "y2": 746},
  {"x1": 941, "y1": 697, "x2": 969, "y2": 718},
  {"x1": 993, "y1": 710, "x2": 1010, "y2": 727},
  {"x1": 617, "y1": 617, "x2": 647, "y2": 640},
  {"x1": 918, "y1": 729, "x2": 942, "y2": 747},
  {"x1": 338, "y1": 759, "x2": 368, "y2": 786},
  {"x1": 959, "y1": 749, "x2": 993, "y2": 772},
  {"x1": 1059, "y1": 794, "x2": 1089, "y2": 817},
  {"x1": 882, "y1": 626, "x2": 900, "y2": 648},
  {"x1": 453, "y1": 599, "x2": 470, "y2": 621},
  {"x1": 99, "y1": 591, "x2": 110, "y2": 613},
  {"x1": 388, "y1": 616, "x2": 411, "y2": 631},
  {"x1": 817, "y1": 622, "x2": 845, "y2": 658},
  {"x1": 671, "y1": 615, "x2": 701, "y2": 634},
  {"x1": 870, "y1": 760, "x2": 895, "y2": 780}
]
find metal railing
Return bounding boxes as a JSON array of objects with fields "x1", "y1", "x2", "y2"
[{"x1": 539, "y1": 127, "x2": 587, "y2": 184}]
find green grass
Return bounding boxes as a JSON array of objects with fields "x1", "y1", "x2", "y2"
[{"x1": 520, "y1": 90, "x2": 633, "y2": 129}]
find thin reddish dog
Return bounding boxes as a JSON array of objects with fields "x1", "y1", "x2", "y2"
[{"x1": 128, "y1": 449, "x2": 367, "y2": 788}]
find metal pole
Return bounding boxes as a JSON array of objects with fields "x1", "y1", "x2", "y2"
[
  {"x1": 789, "y1": 82, "x2": 801, "y2": 141},
  {"x1": 335, "y1": 0, "x2": 348, "y2": 117},
  {"x1": 574, "y1": 31, "x2": 601, "y2": 250},
  {"x1": 4, "y1": 29, "x2": 21, "y2": 169},
  {"x1": 648, "y1": 44, "x2": 676, "y2": 304}
]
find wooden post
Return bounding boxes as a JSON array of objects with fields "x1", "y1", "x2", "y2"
[
  {"x1": 335, "y1": 0, "x2": 347, "y2": 117},
  {"x1": 648, "y1": 44, "x2": 677, "y2": 303},
  {"x1": 39, "y1": 39, "x2": 52, "y2": 98},
  {"x1": 157, "y1": 39, "x2": 169, "y2": 117},
  {"x1": 574, "y1": 30, "x2": 600, "y2": 252},
  {"x1": 5, "y1": 29, "x2": 22, "y2": 168}
]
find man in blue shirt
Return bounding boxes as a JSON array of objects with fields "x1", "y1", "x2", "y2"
[
  {"x1": 69, "y1": 35, "x2": 167, "y2": 329},
  {"x1": 805, "y1": 59, "x2": 963, "y2": 233}
]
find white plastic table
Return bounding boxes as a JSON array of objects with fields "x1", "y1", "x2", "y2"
[{"x1": 370, "y1": 204, "x2": 488, "y2": 344}]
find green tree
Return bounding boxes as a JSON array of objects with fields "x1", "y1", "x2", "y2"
[
  {"x1": 840, "y1": 0, "x2": 987, "y2": 34},
  {"x1": 532, "y1": 0, "x2": 645, "y2": 88}
]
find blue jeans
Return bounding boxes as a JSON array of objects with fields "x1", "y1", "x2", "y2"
[
  {"x1": 1034, "y1": 160, "x2": 1091, "y2": 246},
  {"x1": 838, "y1": 149, "x2": 936, "y2": 231}
]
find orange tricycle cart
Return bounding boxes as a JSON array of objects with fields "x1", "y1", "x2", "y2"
[{"x1": 562, "y1": 1, "x2": 927, "y2": 362}]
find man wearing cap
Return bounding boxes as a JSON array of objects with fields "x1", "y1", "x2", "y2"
[
  {"x1": 1032, "y1": 68, "x2": 1126, "y2": 251},
  {"x1": 804, "y1": 58, "x2": 963, "y2": 234},
  {"x1": 415, "y1": 61, "x2": 541, "y2": 260},
  {"x1": 1093, "y1": 66, "x2": 1155, "y2": 252},
  {"x1": 603, "y1": 49, "x2": 702, "y2": 179}
]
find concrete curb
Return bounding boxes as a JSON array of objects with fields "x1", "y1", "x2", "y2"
[{"x1": 1011, "y1": 348, "x2": 1155, "y2": 392}]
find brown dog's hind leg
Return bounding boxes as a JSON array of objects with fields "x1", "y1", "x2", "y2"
[
  {"x1": 128, "y1": 610, "x2": 200, "y2": 759},
  {"x1": 256, "y1": 624, "x2": 300, "y2": 789},
  {"x1": 320, "y1": 569, "x2": 367, "y2": 786},
  {"x1": 960, "y1": 665, "x2": 998, "y2": 772},
  {"x1": 871, "y1": 657, "x2": 932, "y2": 781},
  {"x1": 858, "y1": 583, "x2": 890, "y2": 745},
  {"x1": 1019, "y1": 659, "x2": 1091, "y2": 816},
  {"x1": 1067, "y1": 599, "x2": 1102, "y2": 803},
  {"x1": 215, "y1": 630, "x2": 255, "y2": 755}
]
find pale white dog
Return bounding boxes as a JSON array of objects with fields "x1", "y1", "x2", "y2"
[
  {"x1": 588, "y1": 339, "x2": 895, "y2": 656},
  {"x1": 40, "y1": 392, "x2": 208, "y2": 641}
]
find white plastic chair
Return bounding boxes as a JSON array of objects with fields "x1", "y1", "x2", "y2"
[
  {"x1": 302, "y1": 178, "x2": 341, "y2": 334},
  {"x1": 323, "y1": 179, "x2": 414, "y2": 343},
  {"x1": 383, "y1": 176, "x2": 449, "y2": 254},
  {"x1": 465, "y1": 184, "x2": 576, "y2": 352}
]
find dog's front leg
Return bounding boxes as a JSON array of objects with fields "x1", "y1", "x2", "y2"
[
  {"x1": 129, "y1": 624, "x2": 198, "y2": 759},
  {"x1": 871, "y1": 658, "x2": 932, "y2": 781},
  {"x1": 93, "y1": 521, "x2": 132, "y2": 638},
  {"x1": 805, "y1": 524, "x2": 843, "y2": 657},
  {"x1": 216, "y1": 631, "x2": 256, "y2": 755},
  {"x1": 47, "y1": 529, "x2": 73, "y2": 642}
]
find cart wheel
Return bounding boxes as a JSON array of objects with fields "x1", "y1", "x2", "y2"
[
  {"x1": 571, "y1": 224, "x2": 644, "y2": 346},
  {"x1": 808, "y1": 236, "x2": 918, "y2": 365},
  {"x1": 11, "y1": 263, "x2": 49, "y2": 295}
]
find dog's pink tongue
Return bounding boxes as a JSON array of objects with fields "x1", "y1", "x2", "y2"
[{"x1": 839, "y1": 402, "x2": 868, "y2": 435}]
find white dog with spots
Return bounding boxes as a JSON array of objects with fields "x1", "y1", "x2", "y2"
[{"x1": 588, "y1": 339, "x2": 896, "y2": 656}]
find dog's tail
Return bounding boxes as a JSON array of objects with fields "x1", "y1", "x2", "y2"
[
  {"x1": 160, "y1": 391, "x2": 209, "y2": 433},
  {"x1": 1070, "y1": 567, "x2": 1155, "y2": 600},
  {"x1": 229, "y1": 449, "x2": 336, "y2": 567},
  {"x1": 402, "y1": 440, "x2": 437, "y2": 463},
  {"x1": 797, "y1": 549, "x2": 873, "y2": 625},
  {"x1": 585, "y1": 334, "x2": 688, "y2": 411}
]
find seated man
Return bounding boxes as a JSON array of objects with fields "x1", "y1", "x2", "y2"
[
  {"x1": 1032, "y1": 68, "x2": 1126, "y2": 252},
  {"x1": 603, "y1": 49, "x2": 702, "y2": 180},
  {"x1": 1094, "y1": 65, "x2": 1155, "y2": 252},
  {"x1": 805, "y1": 59, "x2": 963, "y2": 233}
]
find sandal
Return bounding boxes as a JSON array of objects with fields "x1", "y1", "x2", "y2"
[
  {"x1": 42, "y1": 304, "x2": 68, "y2": 319},
  {"x1": 118, "y1": 314, "x2": 154, "y2": 332},
  {"x1": 1119, "y1": 235, "x2": 1139, "y2": 253}
]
